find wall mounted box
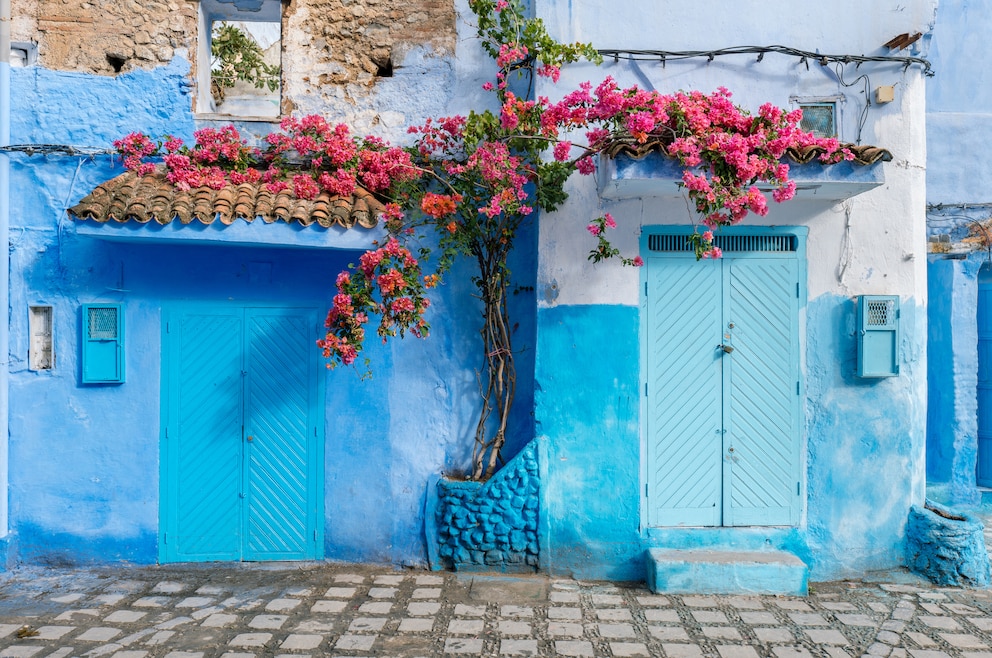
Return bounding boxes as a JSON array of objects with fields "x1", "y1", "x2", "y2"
[
  {"x1": 81, "y1": 303, "x2": 125, "y2": 384},
  {"x1": 857, "y1": 295, "x2": 900, "y2": 377}
]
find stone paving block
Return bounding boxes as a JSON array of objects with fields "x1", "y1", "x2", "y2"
[
  {"x1": 596, "y1": 608, "x2": 631, "y2": 621},
  {"x1": 611, "y1": 642, "x2": 651, "y2": 657},
  {"x1": 175, "y1": 597, "x2": 214, "y2": 609},
  {"x1": 724, "y1": 597, "x2": 764, "y2": 610},
  {"x1": 55, "y1": 609, "x2": 99, "y2": 621},
  {"x1": 333, "y1": 574, "x2": 365, "y2": 584},
  {"x1": 310, "y1": 600, "x2": 346, "y2": 614},
  {"x1": 740, "y1": 611, "x2": 777, "y2": 625},
  {"x1": 805, "y1": 629, "x2": 849, "y2": 645},
  {"x1": 447, "y1": 619, "x2": 485, "y2": 635},
  {"x1": 962, "y1": 654, "x2": 992, "y2": 658},
  {"x1": 918, "y1": 593, "x2": 949, "y2": 600},
  {"x1": 945, "y1": 604, "x2": 979, "y2": 615},
  {"x1": 104, "y1": 611, "x2": 146, "y2": 624},
  {"x1": 882, "y1": 621, "x2": 907, "y2": 633},
  {"x1": 398, "y1": 617, "x2": 434, "y2": 632},
  {"x1": 132, "y1": 597, "x2": 171, "y2": 608},
  {"x1": 649, "y1": 626, "x2": 690, "y2": 641},
  {"x1": 824, "y1": 648, "x2": 853, "y2": 658},
  {"x1": 920, "y1": 603, "x2": 945, "y2": 615},
  {"x1": 416, "y1": 575, "x2": 444, "y2": 585},
  {"x1": 32, "y1": 626, "x2": 75, "y2": 640},
  {"x1": 109, "y1": 652, "x2": 148, "y2": 658},
  {"x1": 373, "y1": 575, "x2": 404, "y2": 585},
  {"x1": 264, "y1": 599, "x2": 301, "y2": 612},
  {"x1": 907, "y1": 651, "x2": 952, "y2": 658},
  {"x1": 77, "y1": 626, "x2": 123, "y2": 642},
  {"x1": 547, "y1": 607, "x2": 581, "y2": 620},
  {"x1": 836, "y1": 614, "x2": 879, "y2": 627},
  {"x1": 280, "y1": 634, "x2": 323, "y2": 650},
  {"x1": 822, "y1": 602, "x2": 859, "y2": 611},
  {"x1": 591, "y1": 594, "x2": 623, "y2": 606},
  {"x1": 635, "y1": 595, "x2": 670, "y2": 606},
  {"x1": 50, "y1": 593, "x2": 85, "y2": 604},
  {"x1": 682, "y1": 596, "x2": 718, "y2": 608},
  {"x1": 772, "y1": 648, "x2": 814, "y2": 658},
  {"x1": 322, "y1": 587, "x2": 356, "y2": 598},
  {"x1": 144, "y1": 630, "x2": 175, "y2": 645},
  {"x1": 501, "y1": 606, "x2": 533, "y2": 617},
  {"x1": 248, "y1": 615, "x2": 287, "y2": 630},
  {"x1": 702, "y1": 627, "x2": 742, "y2": 640},
  {"x1": 190, "y1": 606, "x2": 223, "y2": 620},
  {"x1": 45, "y1": 649, "x2": 75, "y2": 658},
  {"x1": 194, "y1": 585, "x2": 227, "y2": 596},
  {"x1": 229, "y1": 633, "x2": 272, "y2": 648},
  {"x1": 219, "y1": 654, "x2": 255, "y2": 658},
  {"x1": 547, "y1": 622, "x2": 583, "y2": 637},
  {"x1": 499, "y1": 621, "x2": 531, "y2": 635},
  {"x1": 790, "y1": 613, "x2": 829, "y2": 626},
  {"x1": 453, "y1": 604, "x2": 486, "y2": 617},
  {"x1": 869, "y1": 646, "x2": 892, "y2": 658},
  {"x1": 717, "y1": 646, "x2": 761, "y2": 658},
  {"x1": 162, "y1": 653, "x2": 203, "y2": 658},
  {"x1": 906, "y1": 632, "x2": 938, "y2": 647},
  {"x1": 292, "y1": 620, "x2": 335, "y2": 634},
  {"x1": 349, "y1": 617, "x2": 388, "y2": 633},
  {"x1": 869, "y1": 603, "x2": 891, "y2": 613},
  {"x1": 366, "y1": 588, "x2": 396, "y2": 599},
  {"x1": 877, "y1": 630, "x2": 901, "y2": 645},
  {"x1": 358, "y1": 602, "x2": 392, "y2": 614},
  {"x1": 550, "y1": 592, "x2": 579, "y2": 603},
  {"x1": 0, "y1": 645, "x2": 44, "y2": 657},
  {"x1": 408, "y1": 602, "x2": 442, "y2": 616},
  {"x1": 692, "y1": 610, "x2": 728, "y2": 624},
  {"x1": 919, "y1": 616, "x2": 961, "y2": 630},
  {"x1": 754, "y1": 627, "x2": 795, "y2": 643},
  {"x1": 444, "y1": 638, "x2": 484, "y2": 654},
  {"x1": 499, "y1": 639, "x2": 538, "y2": 656},
  {"x1": 774, "y1": 600, "x2": 813, "y2": 612},
  {"x1": 554, "y1": 640, "x2": 594, "y2": 657},
  {"x1": 969, "y1": 617, "x2": 992, "y2": 631},
  {"x1": 644, "y1": 608, "x2": 679, "y2": 623},
  {"x1": 152, "y1": 582, "x2": 187, "y2": 594},
  {"x1": 940, "y1": 633, "x2": 988, "y2": 649},
  {"x1": 662, "y1": 643, "x2": 703, "y2": 658},
  {"x1": 412, "y1": 588, "x2": 441, "y2": 599},
  {"x1": 598, "y1": 623, "x2": 636, "y2": 638}
]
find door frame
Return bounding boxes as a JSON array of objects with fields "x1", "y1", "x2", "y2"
[
  {"x1": 638, "y1": 225, "x2": 808, "y2": 530},
  {"x1": 158, "y1": 301, "x2": 326, "y2": 562}
]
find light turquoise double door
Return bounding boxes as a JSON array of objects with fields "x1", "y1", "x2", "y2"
[
  {"x1": 645, "y1": 231, "x2": 803, "y2": 528},
  {"x1": 160, "y1": 304, "x2": 324, "y2": 562}
]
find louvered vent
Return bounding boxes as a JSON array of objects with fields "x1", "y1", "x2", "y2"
[{"x1": 647, "y1": 233, "x2": 797, "y2": 253}]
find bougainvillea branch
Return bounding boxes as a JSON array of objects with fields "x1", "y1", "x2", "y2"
[{"x1": 116, "y1": 0, "x2": 848, "y2": 480}]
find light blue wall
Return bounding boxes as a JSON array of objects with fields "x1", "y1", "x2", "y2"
[{"x1": 7, "y1": 50, "x2": 537, "y2": 565}]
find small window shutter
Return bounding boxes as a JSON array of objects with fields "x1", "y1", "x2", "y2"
[
  {"x1": 81, "y1": 303, "x2": 125, "y2": 384},
  {"x1": 857, "y1": 295, "x2": 899, "y2": 377}
]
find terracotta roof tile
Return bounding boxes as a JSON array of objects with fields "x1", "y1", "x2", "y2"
[
  {"x1": 603, "y1": 138, "x2": 893, "y2": 166},
  {"x1": 69, "y1": 168, "x2": 385, "y2": 230}
]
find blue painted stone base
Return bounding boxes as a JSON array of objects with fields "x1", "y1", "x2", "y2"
[
  {"x1": 906, "y1": 502, "x2": 991, "y2": 587},
  {"x1": 645, "y1": 548, "x2": 808, "y2": 595},
  {"x1": 0, "y1": 535, "x2": 15, "y2": 571}
]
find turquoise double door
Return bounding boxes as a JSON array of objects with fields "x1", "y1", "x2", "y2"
[
  {"x1": 160, "y1": 304, "x2": 324, "y2": 562},
  {"x1": 645, "y1": 231, "x2": 803, "y2": 528}
]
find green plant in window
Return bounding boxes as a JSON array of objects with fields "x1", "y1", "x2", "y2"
[{"x1": 210, "y1": 22, "x2": 280, "y2": 104}]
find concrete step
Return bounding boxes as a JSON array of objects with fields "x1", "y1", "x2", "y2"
[{"x1": 645, "y1": 548, "x2": 808, "y2": 596}]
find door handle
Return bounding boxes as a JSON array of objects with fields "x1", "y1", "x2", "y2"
[{"x1": 717, "y1": 344, "x2": 734, "y2": 354}]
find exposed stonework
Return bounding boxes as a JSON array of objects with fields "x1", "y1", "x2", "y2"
[{"x1": 12, "y1": 0, "x2": 457, "y2": 112}]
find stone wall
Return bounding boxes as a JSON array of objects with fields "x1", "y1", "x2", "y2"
[{"x1": 434, "y1": 441, "x2": 540, "y2": 571}]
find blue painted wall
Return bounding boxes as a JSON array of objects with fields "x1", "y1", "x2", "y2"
[{"x1": 6, "y1": 51, "x2": 537, "y2": 566}]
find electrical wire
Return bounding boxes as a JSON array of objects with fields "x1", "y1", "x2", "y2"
[
  {"x1": 0, "y1": 144, "x2": 115, "y2": 156},
  {"x1": 596, "y1": 45, "x2": 933, "y2": 77}
]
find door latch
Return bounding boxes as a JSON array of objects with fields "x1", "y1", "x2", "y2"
[{"x1": 717, "y1": 344, "x2": 734, "y2": 354}]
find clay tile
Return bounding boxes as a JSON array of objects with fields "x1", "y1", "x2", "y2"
[
  {"x1": 215, "y1": 187, "x2": 235, "y2": 225},
  {"x1": 172, "y1": 188, "x2": 194, "y2": 224},
  {"x1": 233, "y1": 183, "x2": 256, "y2": 222},
  {"x1": 331, "y1": 197, "x2": 354, "y2": 228},
  {"x1": 149, "y1": 180, "x2": 174, "y2": 225},
  {"x1": 193, "y1": 187, "x2": 216, "y2": 224},
  {"x1": 255, "y1": 188, "x2": 275, "y2": 222},
  {"x1": 272, "y1": 191, "x2": 293, "y2": 222},
  {"x1": 311, "y1": 194, "x2": 332, "y2": 228},
  {"x1": 291, "y1": 200, "x2": 313, "y2": 226}
]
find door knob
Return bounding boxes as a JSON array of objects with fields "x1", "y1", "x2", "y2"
[{"x1": 717, "y1": 344, "x2": 734, "y2": 354}]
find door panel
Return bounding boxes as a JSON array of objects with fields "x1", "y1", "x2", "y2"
[
  {"x1": 648, "y1": 259, "x2": 723, "y2": 526},
  {"x1": 245, "y1": 310, "x2": 317, "y2": 559},
  {"x1": 724, "y1": 259, "x2": 800, "y2": 526}
]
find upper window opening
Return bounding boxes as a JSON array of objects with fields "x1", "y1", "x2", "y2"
[
  {"x1": 797, "y1": 102, "x2": 837, "y2": 139},
  {"x1": 197, "y1": 0, "x2": 282, "y2": 118}
]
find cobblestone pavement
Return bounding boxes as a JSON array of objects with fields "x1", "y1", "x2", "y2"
[{"x1": 0, "y1": 563, "x2": 988, "y2": 658}]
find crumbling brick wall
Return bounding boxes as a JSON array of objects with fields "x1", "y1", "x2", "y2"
[{"x1": 11, "y1": 0, "x2": 457, "y2": 106}]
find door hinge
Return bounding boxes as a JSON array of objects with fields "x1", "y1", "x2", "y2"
[
  {"x1": 644, "y1": 281, "x2": 648, "y2": 296},
  {"x1": 796, "y1": 381, "x2": 800, "y2": 395},
  {"x1": 644, "y1": 382, "x2": 648, "y2": 397},
  {"x1": 797, "y1": 482, "x2": 801, "y2": 495},
  {"x1": 314, "y1": 529, "x2": 318, "y2": 541},
  {"x1": 166, "y1": 321, "x2": 170, "y2": 333},
  {"x1": 163, "y1": 532, "x2": 167, "y2": 544},
  {"x1": 796, "y1": 282, "x2": 800, "y2": 298},
  {"x1": 645, "y1": 483, "x2": 648, "y2": 497}
]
